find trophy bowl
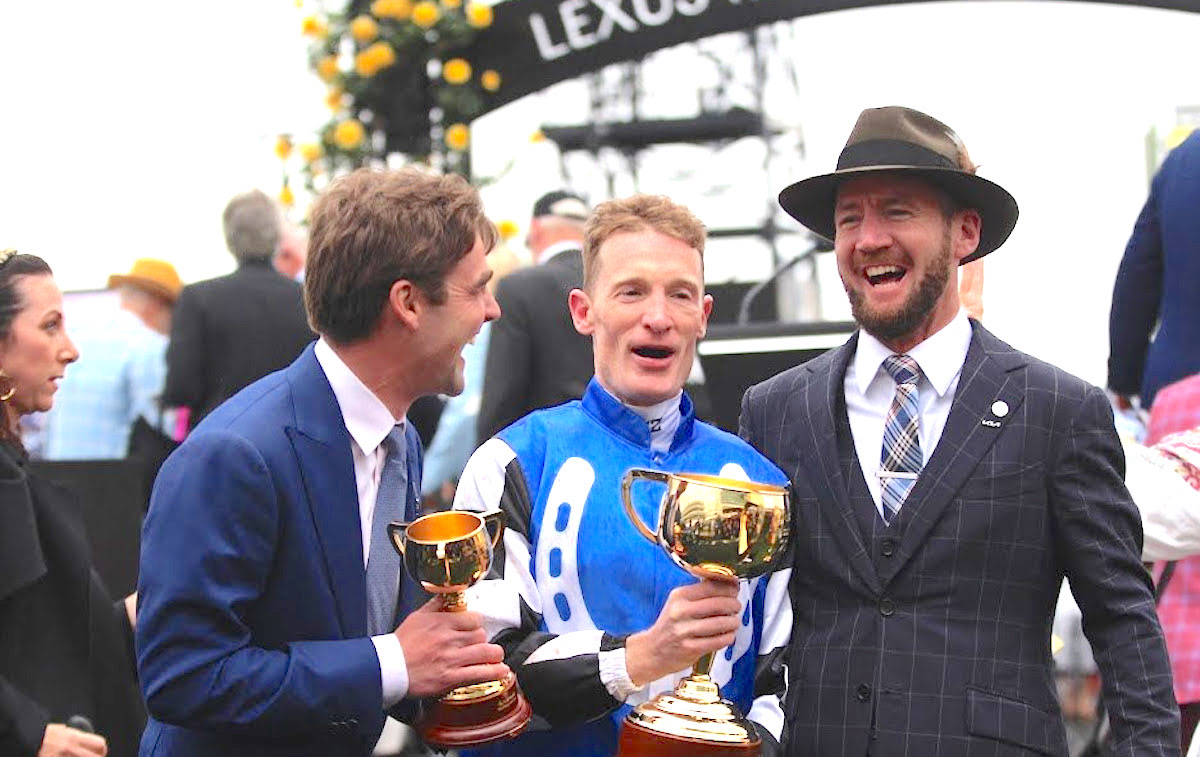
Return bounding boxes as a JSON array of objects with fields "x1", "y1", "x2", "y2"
[
  {"x1": 617, "y1": 470, "x2": 790, "y2": 757},
  {"x1": 388, "y1": 510, "x2": 531, "y2": 748}
]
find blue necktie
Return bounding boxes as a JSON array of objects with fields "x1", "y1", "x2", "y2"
[
  {"x1": 366, "y1": 425, "x2": 408, "y2": 636},
  {"x1": 880, "y1": 355, "x2": 923, "y2": 525}
]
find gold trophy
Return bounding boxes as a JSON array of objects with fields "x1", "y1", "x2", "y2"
[
  {"x1": 618, "y1": 470, "x2": 790, "y2": 757},
  {"x1": 388, "y1": 510, "x2": 532, "y2": 748}
]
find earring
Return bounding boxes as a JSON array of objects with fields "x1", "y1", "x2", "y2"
[{"x1": 0, "y1": 370, "x2": 14, "y2": 402}]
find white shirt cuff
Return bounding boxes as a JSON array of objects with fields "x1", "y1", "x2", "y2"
[
  {"x1": 372, "y1": 633, "x2": 410, "y2": 707},
  {"x1": 599, "y1": 646, "x2": 643, "y2": 702}
]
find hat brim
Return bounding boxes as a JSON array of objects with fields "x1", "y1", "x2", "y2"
[
  {"x1": 107, "y1": 274, "x2": 178, "y2": 304},
  {"x1": 778, "y1": 166, "x2": 1018, "y2": 264}
]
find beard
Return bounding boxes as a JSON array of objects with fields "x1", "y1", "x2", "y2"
[{"x1": 845, "y1": 231, "x2": 953, "y2": 345}]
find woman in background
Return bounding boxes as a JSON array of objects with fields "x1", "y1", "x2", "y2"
[{"x1": 0, "y1": 249, "x2": 144, "y2": 757}]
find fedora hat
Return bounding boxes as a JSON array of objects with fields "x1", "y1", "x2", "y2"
[
  {"x1": 107, "y1": 258, "x2": 183, "y2": 304},
  {"x1": 778, "y1": 106, "x2": 1018, "y2": 263}
]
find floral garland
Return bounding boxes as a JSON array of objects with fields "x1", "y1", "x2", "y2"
[{"x1": 277, "y1": 0, "x2": 498, "y2": 208}]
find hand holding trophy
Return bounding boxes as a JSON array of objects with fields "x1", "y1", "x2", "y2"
[
  {"x1": 388, "y1": 510, "x2": 532, "y2": 749},
  {"x1": 618, "y1": 470, "x2": 790, "y2": 756}
]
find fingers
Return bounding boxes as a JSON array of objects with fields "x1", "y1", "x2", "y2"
[
  {"x1": 39, "y1": 724, "x2": 107, "y2": 757},
  {"x1": 675, "y1": 578, "x2": 740, "y2": 601}
]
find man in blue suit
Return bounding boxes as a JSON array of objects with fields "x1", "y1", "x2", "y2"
[
  {"x1": 136, "y1": 168, "x2": 508, "y2": 756},
  {"x1": 1109, "y1": 128, "x2": 1200, "y2": 411}
]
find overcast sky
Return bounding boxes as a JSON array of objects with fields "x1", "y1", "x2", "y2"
[{"x1": 2, "y1": 0, "x2": 1199, "y2": 387}]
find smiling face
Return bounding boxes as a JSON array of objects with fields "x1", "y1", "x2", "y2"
[
  {"x1": 569, "y1": 228, "x2": 712, "y2": 407},
  {"x1": 0, "y1": 274, "x2": 79, "y2": 416},
  {"x1": 833, "y1": 173, "x2": 981, "y2": 352},
  {"x1": 411, "y1": 234, "x2": 499, "y2": 397}
]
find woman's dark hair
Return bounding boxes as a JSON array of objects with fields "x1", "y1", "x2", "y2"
[{"x1": 0, "y1": 249, "x2": 54, "y2": 448}]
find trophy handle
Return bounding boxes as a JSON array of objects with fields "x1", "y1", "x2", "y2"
[
  {"x1": 480, "y1": 509, "x2": 505, "y2": 550},
  {"x1": 621, "y1": 468, "x2": 670, "y2": 545},
  {"x1": 388, "y1": 521, "x2": 410, "y2": 556}
]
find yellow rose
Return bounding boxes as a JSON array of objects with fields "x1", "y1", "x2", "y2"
[
  {"x1": 274, "y1": 135, "x2": 293, "y2": 160},
  {"x1": 412, "y1": 1, "x2": 440, "y2": 28},
  {"x1": 529, "y1": 129, "x2": 545, "y2": 143},
  {"x1": 371, "y1": 0, "x2": 412, "y2": 20},
  {"x1": 324, "y1": 87, "x2": 346, "y2": 110},
  {"x1": 333, "y1": 119, "x2": 366, "y2": 150},
  {"x1": 496, "y1": 219, "x2": 519, "y2": 240},
  {"x1": 442, "y1": 58, "x2": 471, "y2": 85},
  {"x1": 299, "y1": 142, "x2": 323, "y2": 163},
  {"x1": 316, "y1": 55, "x2": 340, "y2": 82},
  {"x1": 349, "y1": 15, "x2": 379, "y2": 43},
  {"x1": 445, "y1": 123, "x2": 470, "y2": 151},
  {"x1": 300, "y1": 15, "x2": 327, "y2": 37},
  {"x1": 466, "y1": 3, "x2": 493, "y2": 28},
  {"x1": 480, "y1": 69, "x2": 501, "y2": 92},
  {"x1": 354, "y1": 41, "x2": 396, "y2": 77},
  {"x1": 279, "y1": 184, "x2": 295, "y2": 208}
]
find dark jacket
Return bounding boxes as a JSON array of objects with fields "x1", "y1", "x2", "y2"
[
  {"x1": 0, "y1": 442, "x2": 145, "y2": 757},
  {"x1": 477, "y1": 248, "x2": 594, "y2": 441},
  {"x1": 163, "y1": 260, "x2": 314, "y2": 426},
  {"x1": 741, "y1": 322, "x2": 1179, "y2": 756}
]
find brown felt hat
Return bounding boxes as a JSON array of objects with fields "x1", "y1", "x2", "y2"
[
  {"x1": 778, "y1": 106, "x2": 1018, "y2": 263},
  {"x1": 107, "y1": 258, "x2": 183, "y2": 304}
]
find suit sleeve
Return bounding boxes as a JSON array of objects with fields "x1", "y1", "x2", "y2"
[
  {"x1": 162, "y1": 286, "x2": 206, "y2": 411},
  {"x1": 136, "y1": 431, "x2": 381, "y2": 735},
  {"x1": 1108, "y1": 171, "x2": 1165, "y2": 397},
  {"x1": 0, "y1": 675, "x2": 48, "y2": 757},
  {"x1": 477, "y1": 278, "x2": 534, "y2": 443},
  {"x1": 1050, "y1": 387, "x2": 1180, "y2": 755},
  {"x1": 452, "y1": 438, "x2": 631, "y2": 728}
]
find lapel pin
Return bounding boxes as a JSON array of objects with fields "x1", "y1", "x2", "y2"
[{"x1": 991, "y1": 400, "x2": 1009, "y2": 418}]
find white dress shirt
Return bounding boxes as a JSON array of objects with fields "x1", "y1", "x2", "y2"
[
  {"x1": 844, "y1": 309, "x2": 973, "y2": 520},
  {"x1": 314, "y1": 338, "x2": 410, "y2": 706}
]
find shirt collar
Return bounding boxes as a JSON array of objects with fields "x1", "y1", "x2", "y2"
[
  {"x1": 314, "y1": 337, "x2": 403, "y2": 456},
  {"x1": 538, "y1": 241, "x2": 581, "y2": 265},
  {"x1": 581, "y1": 378, "x2": 695, "y2": 451},
  {"x1": 852, "y1": 308, "x2": 972, "y2": 397}
]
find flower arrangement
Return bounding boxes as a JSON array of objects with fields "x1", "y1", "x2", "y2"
[{"x1": 278, "y1": 0, "x2": 499, "y2": 207}]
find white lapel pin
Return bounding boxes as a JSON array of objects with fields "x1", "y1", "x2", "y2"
[{"x1": 991, "y1": 400, "x2": 1009, "y2": 418}]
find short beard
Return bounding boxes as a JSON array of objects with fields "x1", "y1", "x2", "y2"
[{"x1": 846, "y1": 232, "x2": 953, "y2": 345}]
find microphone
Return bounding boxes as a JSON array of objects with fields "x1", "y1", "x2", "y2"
[{"x1": 66, "y1": 715, "x2": 94, "y2": 733}]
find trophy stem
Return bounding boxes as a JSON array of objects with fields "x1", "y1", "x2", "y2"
[
  {"x1": 693, "y1": 651, "x2": 715, "y2": 678},
  {"x1": 441, "y1": 591, "x2": 468, "y2": 612}
]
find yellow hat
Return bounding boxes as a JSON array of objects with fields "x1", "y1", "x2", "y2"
[{"x1": 107, "y1": 258, "x2": 183, "y2": 304}]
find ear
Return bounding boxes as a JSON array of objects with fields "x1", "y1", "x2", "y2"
[
  {"x1": 567, "y1": 288, "x2": 594, "y2": 336},
  {"x1": 389, "y1": 279, "x2": 423, "y2": 331},
  {"x1": 697, "y1": 293, "x2": 714, "y2": 339},
  {"x1": 952, "y1": 208, "x2": 982, "y2": 264}
]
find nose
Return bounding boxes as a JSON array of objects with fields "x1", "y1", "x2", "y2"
[
  {"x1": 855, "y1": 209, "x2": 893, "y2": 254},
  {"x1": 61, "y1": 333, "x2": 80, "y2": 364},
  {"x1": 641, "y1": 291, "x2": 671, "y2": 333},
  {"x1": 484, "y1": 288, "x2": 501, "y2": 323}
]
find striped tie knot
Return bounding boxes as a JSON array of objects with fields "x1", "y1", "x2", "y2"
[{"x1": 883, "y1": 354, "x2": 921, "y2": 387}]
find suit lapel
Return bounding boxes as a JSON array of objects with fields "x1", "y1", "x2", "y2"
[
  {"x1": 880, "y1": 323, "x2": 1026, "y2": 586},
  {"x1": 285, "y1": 346, "x2": 366, "y2": 638},
  {"x1": 798, "y1": 335, "x2": 883, "y2": 595}
]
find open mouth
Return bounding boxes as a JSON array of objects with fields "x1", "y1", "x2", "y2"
[
  {"x1": 632, "y1": 346, "x2": 674, "y2": 360},
  {"x1": 865, "y1": 264, "x2": 906, "y2": 286}
]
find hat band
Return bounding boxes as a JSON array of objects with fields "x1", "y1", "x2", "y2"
[{"x1": 837, "y1": 139, "x2": 959, "y2": 172}]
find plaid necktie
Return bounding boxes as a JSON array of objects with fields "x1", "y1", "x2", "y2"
[
  {"x1": 880, "y1": 354, "x2": 923, "y2": 525},
  {"x1": 366, "y1": 425, "x2": 408, "y2": 636}
]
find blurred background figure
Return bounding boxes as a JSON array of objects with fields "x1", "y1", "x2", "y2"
[
  {"x1": 43, "y1": 258, "x2": 181, "y2": 461},
  {"x1": 163, "y1": 189, "x2": 314, "y2": 431},
  {"x1": 477, "y1": 190, "x2": 594, "y2": 441},
  {"x1": 420, "y1": 241, "x2": 523, "y2": 506},
  {"x1": 1108, "y1": 127, "x2": 1200, "y2": 419},
  {"x1": 0, "y1": 249, "x2": 144, "y2": 757},
  {"x1": 274, "y1": 219, "x2": 308, "y2": 282}
]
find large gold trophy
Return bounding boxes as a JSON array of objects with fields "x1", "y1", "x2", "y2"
[
  {"x1": 618, "y1": 470, "x2": 790, "y2": 757},
  {"x1": 387, "y1": 510, "x2": 532, "y2": 749}
]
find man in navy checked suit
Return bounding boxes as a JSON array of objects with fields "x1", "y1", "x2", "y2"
[{"x1": 740, "y1": 106, "x2": 1179, "y2": 756}]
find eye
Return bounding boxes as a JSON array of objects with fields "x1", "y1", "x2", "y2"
[{"x1": 835, "y1": 212, "x2": 861, "y2": 229}]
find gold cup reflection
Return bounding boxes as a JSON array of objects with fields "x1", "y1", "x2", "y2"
[
  {"x1": 388, "y1": 510, "x2": 532, "y2": 747},
  {"x1": 619, "y1": 470, "x2": 790, "y2": 755}
]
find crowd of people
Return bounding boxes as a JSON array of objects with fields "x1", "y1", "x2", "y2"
[{"x1": 1, "y1": 105, "x2": 1199, "y2": 757}]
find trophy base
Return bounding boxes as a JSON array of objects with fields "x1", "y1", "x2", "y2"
[
  {"x1": 617, "y1": 677, "x2": 761, "y2": 757},
  {"x1": 419, "y1": 672, "x2": 532, "y2": 749}
]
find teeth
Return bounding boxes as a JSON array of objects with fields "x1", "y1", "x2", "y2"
[{"x1": 866, "y1": 265, "x2": 903, "y2": 277}]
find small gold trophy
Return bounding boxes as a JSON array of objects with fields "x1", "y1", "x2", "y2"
[
  {"x1": 618, "y1": 470, "x2": 790, "y2": 757},
  {"x1": 388, "y1": 510, "x2": 532, "y2": 748}
]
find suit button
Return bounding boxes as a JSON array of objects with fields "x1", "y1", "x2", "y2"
[
  {"x1": 856, "y1": 683, "x2": 872, "y2": 702},
  {"x1": 880, "y1": 538, "x2": 895, "y2": 557},
  {"x1": 879, "y1": 598, "x2": 895, "y2": 616}
]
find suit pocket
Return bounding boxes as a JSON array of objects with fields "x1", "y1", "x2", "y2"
[
  {"x1": 957, "y1": 462, "x2": 1045, "y2": 502},
  {"x1": 965, "y1": 686, "x2": 1059, "y2": 755}
]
